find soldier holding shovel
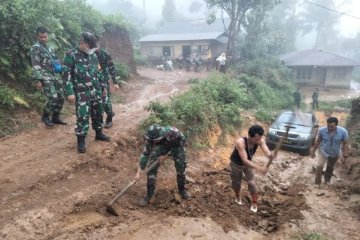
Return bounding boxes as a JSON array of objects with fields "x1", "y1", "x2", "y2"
[{"x1": 135, "y1": 125, "x2": 190, "y2": 207}]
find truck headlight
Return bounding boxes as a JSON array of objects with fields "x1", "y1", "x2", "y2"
[{"x1": 299, "y1": 134, "x2": 310, "y2": 140}]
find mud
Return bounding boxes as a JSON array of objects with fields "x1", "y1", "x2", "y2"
[{"x1": 0, "y1": 68, "x2": 359, "y2": 239}]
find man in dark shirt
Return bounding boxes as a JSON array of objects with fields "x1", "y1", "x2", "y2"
[{"x1": 230, "y1": 125, "x2": 275, "y2": 212}]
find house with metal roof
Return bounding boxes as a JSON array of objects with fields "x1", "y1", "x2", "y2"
[
  {"x1": 280, "y1": 49, "x2": 360, "y2": 88},
  {"x1": 139, "y1": 19, "x2": 229, "y2": 61}
]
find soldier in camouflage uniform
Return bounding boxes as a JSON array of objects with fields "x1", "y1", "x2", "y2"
[
  {"x1": 62, "y1": 32, "x2": 110, "y2": 153},
  {"x1": 30, "y1": 26, "x2": 67, "y2": 127},
  {"x1": 95, "y1": 36, "x2": 120, "y2": 128},
  {"x1": 293, "y1": 87, "x2": 302, "y2": 109},
  {"x1": 135, "y1": 125, "x2": 190, "y2": 207}
]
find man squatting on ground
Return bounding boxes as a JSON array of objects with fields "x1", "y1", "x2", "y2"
[
  {"x1": 62, "y1": 32, "x2": 110, "y2": 153},
  {"x1": 95, "y1": 35, "x2": 120, "y2": 128},
  {"x1": 30, "y1": 26, "x2": 67, "y2": 127},
  {"x1": 135, "y1": 125, "x2": 190, "y2": 207},
  {"x1": 310, "y1": 116, "x2": 349, "y2": 188},
  {"x1": 230, "y1": 125, "x2": 276, "y2": 213}
]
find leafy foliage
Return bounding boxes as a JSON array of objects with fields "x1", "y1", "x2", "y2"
[
  {"x1": 114, "y1": 62, "x2": 130, "y2": 80},
  {"x1": 204, "y1": 0, "x2": 280, "y2": 56},
  {"x1": 290, "y1": 231, "x2": 327, "y2": 240},
  {"x1": 142, "y1": 58, "x2": 295, "y2": 145},
  {"x1": 0, "y1": 0, "x2": 131, "y2": 89}
]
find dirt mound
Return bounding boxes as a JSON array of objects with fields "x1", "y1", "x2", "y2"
[{"x1": 68, "y1": 134, "x2": 309, "y2": 236}]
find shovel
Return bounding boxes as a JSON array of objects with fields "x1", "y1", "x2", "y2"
[
  {"x1": 106, "y1": 158, "x2": 165, "y2": 216},
  {"x1": 266, "y1": 125, "x2": 295, "y2": 167}
]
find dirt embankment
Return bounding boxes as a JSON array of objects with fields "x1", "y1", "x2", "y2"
[{"x1": 0, "y1": 68, "x2": 359, "y2": 240}]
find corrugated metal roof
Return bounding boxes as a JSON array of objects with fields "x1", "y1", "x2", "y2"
[
  {"x1": 139, "y1": 18, "x2": 229, "y2": 43},
  {"x1": 158, "y1": 19, "x2": 229, "y2": 34},
  {"x1": 280, "y1": 49, "x2": 360, "y2": 67},
  {"x1": 139, "y1": 32, "x2": 226, "y2": 42}
]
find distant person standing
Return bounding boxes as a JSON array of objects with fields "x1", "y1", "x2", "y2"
[
  {"x1": 293, "y1": 87, "x2": 301, "y2": 109},
  {"x1": 30, "y1": 26, "x2": 67, "y2": 127},
  {"x1": 206, "y1": 49, "x2": 212, "y2": 71},
  {"x1": 216, "y1": 52, "x2": 226, "y2": 73},
  {"x1": 95, "y1": 35, "x2": 120, "y2": 128},
  {"x1": 310, "y1": 117, "x2": 349, "y2": 188},
  {"x1": 312, "y1": 88, "x2": 320, "y2": 110}
]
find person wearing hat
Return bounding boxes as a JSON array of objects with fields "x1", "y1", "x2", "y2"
[
  {"x1": 135, "y1": 125, "x2": 190, "y2": 207},
  {"x1": 62, "y1": 32, "x2": 110, "y2": 153}
]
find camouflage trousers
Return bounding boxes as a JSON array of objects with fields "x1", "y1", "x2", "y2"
[
  {"x1": 42, "y1": 79, "x2": 65, "y2": 114},
  {"x1": 102, "y1": 83, "x2": 113, "y2": 115},
  {"x1": 75, "y1": 88, "x2": 104, "y2": 136},
  {"x1": 147, "y1": 145, "x2": 187, "y2": 190}
]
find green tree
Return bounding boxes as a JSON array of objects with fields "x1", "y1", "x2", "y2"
[
  {"x1": 299, "y1": 0, "x2": 341, "y2": 48},
  {"x1": 204, "y1": 0, "x2": 279, "y2": 57},
  {"x1": 162, "y1": 0, "x2": 177, "y2": 22},
  {"x1": 268, "y1": 0, "x2": 300, "y2": 52},
  {"x1": 0, "y1": 0, "x2": 131, "y2": 89}
]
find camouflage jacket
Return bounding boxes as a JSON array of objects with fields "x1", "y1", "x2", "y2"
[
  {"x1": 312, "y1": 91, "x2": 319, "y2": 101},
  {"x1": 95, "y1": 48, "x2": 118, "y2": 84},
  {"x1": 29, "y1": 42, "x2": 59, "y2": 82},
  {"x1": 139, "y1": 126, "x2": 186, "y2": 170},
  {"x1": 62, "y1": 47, "x2": 104, "y2": 96},
  {"x1": 293, "y1": 90, "x2": 301, "y2": 102}
]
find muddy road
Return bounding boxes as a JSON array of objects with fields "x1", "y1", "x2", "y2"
[{"x1": 0, "y1": 68, "x2": 359, "y2": 240}]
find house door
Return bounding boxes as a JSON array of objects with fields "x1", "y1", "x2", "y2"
[
  {"x1": 182, "y1": 46, "x2": 191, "y2": 58},
  {"x1": 316, "y1": 68, "x2": 327, "y2": 86}
]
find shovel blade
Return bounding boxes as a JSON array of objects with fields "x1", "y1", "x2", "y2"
[{"x1": 106, "y1": 204, "x2": 119, "y2": 216}]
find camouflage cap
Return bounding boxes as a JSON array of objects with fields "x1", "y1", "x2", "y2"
[
  {"x1": 80, "y1": 32, "x2": 97, "y2": 49},
  {"x1": 146, "y1": 124, "x2": 164, "y2": 141}
]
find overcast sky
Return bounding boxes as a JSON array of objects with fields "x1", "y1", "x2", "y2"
[
  {"x1": 335, "y1": 0, "x2": 360, "y2": 37},
  {"x1": 128, "y1": 0, "x2": 360, "y2": 37}
]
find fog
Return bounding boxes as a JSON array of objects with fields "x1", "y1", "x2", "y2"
[{"x1": 88, "y1": 0, "x2": 360, "y2": 54}]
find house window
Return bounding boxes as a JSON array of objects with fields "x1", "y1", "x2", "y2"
[
  {"x1": 162, "y1": 46, "x2": 171, "y2": 57},
  {"x1": 200, "y1": 45, "x2": 209, "y2": 54},
  {"x1": 296, "y1": 68, "x2": 312, "y2": 80},
  {"x1": 334, "y1": 68, "x2": 347, "y2": 80}
]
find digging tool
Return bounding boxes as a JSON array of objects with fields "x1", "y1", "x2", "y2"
[
  {"x1": 106, "y1": 157, "x2": 165, "y2": 216},
  {"x1": 266, "y1": 125, "x2": 295, "y2": 167}
]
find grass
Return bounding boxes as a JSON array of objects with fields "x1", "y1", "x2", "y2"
[
  {"x1": 291, "y1": 231, "x2": 328, "y2": 240},
  {"x1": 111, "y1": 94, "x2": 125, "y2": 104}
]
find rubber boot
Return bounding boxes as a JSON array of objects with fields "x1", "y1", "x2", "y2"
[
  {"x1": 139, "y1": 177, "x2": 156, "y2": 207},
  {"x1": 104, "y1": 112, "x2": 115, "y2": 128},
  {"x1": 95, "y1": 130, "x2": 111, "y2": 141},
  {"x1": 52, "y1": 112, "x2": 67, "y2": 125},
  {"x1": 77, "y1": 136, "x2": 86, "y2": 153},
  {"x1": 178, "y1": 186, "x2": 191, "y2": 200},
  {"x1": 41, "y1": 112, "x2": 54, "y2": 127}
]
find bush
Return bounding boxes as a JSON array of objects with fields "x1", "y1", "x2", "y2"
[
  {"x1": 114, "y1": 62, "x2": 130, "y2": 80},
  {"x1": 141, "y1": 74, "x2": 249, "y2": 145},
  {"x1": 291, "y1": 231, "x2": 327, "y2": 240},
  {"x1": 0, "y1": 84, "x2": 30, "y2": 109}
]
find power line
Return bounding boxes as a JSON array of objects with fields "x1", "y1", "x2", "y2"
[{"x1": 303, "y1": 0, "x2": 360, "y2": 21}]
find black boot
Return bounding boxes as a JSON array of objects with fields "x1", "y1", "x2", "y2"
[
  {"x1": 104, "y1": 112, "x2": 115, "y2": 129},
  {"x1": 139, "y1": 177, "x2": 156, "y2": 207},
  {"x1": 95, "y1": 130, "x2": 111, "y2": 141},
  {"x1": 41, "y1": 112, "x2": 54, "y2": 127},
  {"x1": 178, "y1": 186, "x2": 191, "y2": 200},
  {"x1": 52, "y1": 112, "x2": 67, "y2": 125},
  {"x1": 77, "y1": 135, "x2": 86, "y2": 153}
]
